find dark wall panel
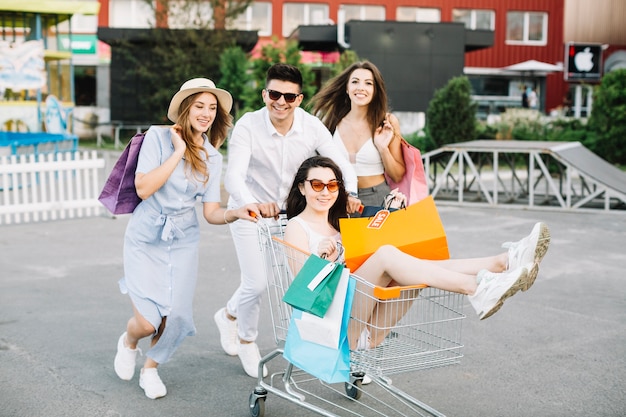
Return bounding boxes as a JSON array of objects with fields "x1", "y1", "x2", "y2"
[{"x1": 346, "y1": 21, "x2": 466, "y2": 112}]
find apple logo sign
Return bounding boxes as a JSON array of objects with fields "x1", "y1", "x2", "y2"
[{"x1": 575, "y1": 47, "x2": 595, "y2": 72}]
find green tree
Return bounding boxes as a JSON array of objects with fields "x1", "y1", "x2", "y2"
[
  {"x1": 587, "y1": 68, "x2": 626, "y2": 165},
  {"x1": 219, "y1": 46, "x2": 251, "y2": 118},
  {"x1": 113, "y1": 0, "x2": 252, "y2": 123},
  {"x1": 332, "y1": 49, "x2": 360, "y2": 76},
  {"x1": 426, "y1": 76, "x2": 477, "y2": 148},
  {"x1": 245, "y1": 38, "x2": 316, "y2": 110}
]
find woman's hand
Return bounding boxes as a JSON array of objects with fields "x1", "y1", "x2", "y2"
[
  {"x1": 170, "y1": 125, "x2": 186, "y2": 155},
  {"x1": 317, "y1": 237, "x2": 340, "y2": 261},
  {"x1": 385, "y1": 188, "x2": 407, "y2": 209},
  {"x1": 376, "y1": 113, "x2": 406, "y2": 183},
  {"x1": 236, "y1": 205, "x2": 260, "y2": 222},
  {"x1": 373, "y1": 117, "x2": 394, "y2": 151}
]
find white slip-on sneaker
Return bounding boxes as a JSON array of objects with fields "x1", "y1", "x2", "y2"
[
  {"x1": 469, "y1": 265, "x2": 529, "y2": 320},
  {"x1": 139, "y1": 367, "x2": 167, "y2": 399},
  {"x1": 114, "y1": 332, "x2": 141, "y2": 381},
  {"x1": 214, "y1": 307, "x2": 238, "y2": 356},
  {"x1": 502, "y1": 222, "x2": 550, "y2": 291},
  {"x1": 237, "y1": 341, "x2": 268, "y2": 378}
]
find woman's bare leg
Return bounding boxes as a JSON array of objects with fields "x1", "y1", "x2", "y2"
[
  {"x1": 125, "y1": 303, "x2": 156, "y2": 349},
  {"x1": 143, "y1": 317, "x2": 166, "y2": 369},
  {"x1": 429, "y1": 253, "x2": 508, "y2": 275},
  {"x1": 351, "y1": 245, "x2": 497, "y2": 348},
  {"x1": 355, "y1": 245, "x2": 479, "y2": 294},
  {"x1": 124, "y1": 303, "x2": 163, "y2": 369}
]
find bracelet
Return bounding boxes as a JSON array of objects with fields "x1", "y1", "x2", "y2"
[
  {"x1": 223, "y1": 209, "x2": 231, "y2": 224},
  {"x1": 348, "y1": 191, "x2": 358, "y2": 199}
]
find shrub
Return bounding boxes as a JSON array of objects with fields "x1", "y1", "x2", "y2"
[
  {"x1": 492, "y1": 108, "x2": 545, "y2": 141},
  {"x1": 587, "y1": 69, "x2": 626, "y2": 165},
  {"x1": 404, "y1": 130, "x2": 436, "y2": 153},
  {"x1": 219, "y1": 46, "x2": 251, "y2": 118},
  {"x1": 475, "y1": 121, "x2": 497, "y2": 139},
  {"x1": 426, "y1": 76, "x2": 477, "y2": 147}
]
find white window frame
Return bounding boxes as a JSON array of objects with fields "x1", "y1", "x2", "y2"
[
  {"x1": 282, "y1": 3, "x2": 330, "y2": 37},
  {"x1": 339, "y1": 4, "x2": 385, "y2": 22},
  {"x1": 506, "y1": 11, "x2": 547, "y2": 46},
  {"x1": 227, "y1": 2, "x2": 272, "y2": 37},
  {"x1": 396, "y1": 7, "x2": 441, "y2": 23},
  {"x1": 167, "y1": 0, "x2": 214, "y2": 29},
  {"x1": 109, "y1": 0, "x2": 155, "y2": 29},
  {"x1": 452, "y1": 9, "x2": 495, "y2": 31},
  {"x1": 55, "y1": 14, "x2": 98, "y2": 34}
]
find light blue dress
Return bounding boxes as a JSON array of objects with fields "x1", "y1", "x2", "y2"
[{"x1": 119, "y1": 126, "x2": 222, "y2": 364}]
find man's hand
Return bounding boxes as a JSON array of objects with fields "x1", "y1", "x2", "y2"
[
  {"x1": 347, "y1": 195, "x2": 362, "y2": 214},
  {"x1": 257, "y1": 202, "x2": 281, "y2": 219}
]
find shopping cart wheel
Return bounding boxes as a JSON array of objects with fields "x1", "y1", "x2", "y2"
[
  {"x1": 344, "y1": 373, "x2": 363, "y2": 400},
  {"x1": 249, "y1": 389, "x2": 267, "y2": 417}
]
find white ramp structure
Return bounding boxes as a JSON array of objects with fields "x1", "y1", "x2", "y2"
[{"x1": 423, "y1": 140, "x2": 626, "y2": 212}]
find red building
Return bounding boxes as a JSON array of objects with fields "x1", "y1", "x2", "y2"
[{"x1": 90, "y1": 0, "x2": 625, "y2": 122}]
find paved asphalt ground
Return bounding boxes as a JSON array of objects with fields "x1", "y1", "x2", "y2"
[{"x1": 1, "y1": 202, "x2": 625, "y2": 417}]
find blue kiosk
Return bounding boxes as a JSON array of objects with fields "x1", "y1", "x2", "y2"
[{"x1": 0, "y1": 1, "x2": 100, "y2": 157}]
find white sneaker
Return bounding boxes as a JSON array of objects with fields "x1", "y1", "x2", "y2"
[
  {"x1": 503, "y1": 222, "x2": 550, "y2": 291},
  {"x1": 214, "y1": 307, "x2": 238, "y2": 356},
  {"x1": 356, "y1": 327, "x2": 371, "y2": 351},
  {"x1": 469, "y1": 265, "x2": 529, "y2": 320},
  {"x1": 114, "y1": 332, "x2": 141, "y2": 381},
  {"x1": 139, "y1": 367, "x2": 167, "y2": 399},
  {"x1": 362, "y1": 374, "x2": 372, "y2": 385},
  {"x1": 237, "y1": 341, "x2": 268, "y2": 378}
]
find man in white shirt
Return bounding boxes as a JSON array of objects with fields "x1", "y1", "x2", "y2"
[{"x1": 215, "y1": 63, "x2": 361, "y2": 378}]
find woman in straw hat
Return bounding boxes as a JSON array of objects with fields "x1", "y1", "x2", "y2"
[{"x1": 113, "y1": 78, "x2": 260, "y2": 399}]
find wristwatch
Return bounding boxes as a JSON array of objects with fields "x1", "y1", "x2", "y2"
[{"x1": 348, "y1": 191, "x2": 358, "y2": 199}]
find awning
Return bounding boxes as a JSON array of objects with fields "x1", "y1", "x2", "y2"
[
  {"x1": 502, "y1": 60, "x2": 563, "y2": 73},
  {"x1": 0, "y1": 0, "x2": 100, "y2": 16}
]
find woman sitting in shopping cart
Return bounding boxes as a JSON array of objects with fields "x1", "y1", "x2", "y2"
[{"x1": 283, "y1": 155, "x2": 550, "y2": 350}]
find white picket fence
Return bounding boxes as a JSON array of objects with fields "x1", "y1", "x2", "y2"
[{"x1": 0, "y1": 151, "x2": 105, "y2": 224}]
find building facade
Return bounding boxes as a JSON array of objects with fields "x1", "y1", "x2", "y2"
[{"x1": 38, "y1": 0, "x2": 626, "y2": 132}]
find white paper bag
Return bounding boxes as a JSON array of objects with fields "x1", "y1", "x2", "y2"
[{"x1": 294, "y1": 268, "x2": 350, "y2": 349}]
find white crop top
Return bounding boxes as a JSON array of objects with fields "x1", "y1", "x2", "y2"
[
  {"x1": 334, "y1": 130, "x2": 384, "y2": 176},
  {"x1": 289, "y1": 217, "x2": 344, "y2": 263}
]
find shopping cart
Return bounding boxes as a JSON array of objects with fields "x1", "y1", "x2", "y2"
[{"x1": 249, "y1": 220, "x2": 465, "y2": 417}]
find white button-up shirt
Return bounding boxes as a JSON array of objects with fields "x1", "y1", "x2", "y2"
[{"x1": 225, "y1": 107, "x2": 358, "y2": 208}]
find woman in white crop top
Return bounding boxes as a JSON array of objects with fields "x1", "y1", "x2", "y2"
[
  {"x1": 310, "y1": 61, "x2": 406, "y2": 207},
  {"x1": 284, "y1": 156, "x2": 551, "y2": 350}
]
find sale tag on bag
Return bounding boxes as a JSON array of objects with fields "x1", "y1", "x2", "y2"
[
  {"x1": 340, "y1": 196, "x2": 449, "y2": 271},
  {"x1": 367, "y1": 209, "x2": 390, "y2": 229}
]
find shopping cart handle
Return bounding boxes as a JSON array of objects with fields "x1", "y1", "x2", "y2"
[
  {"x1": 373, "y1": 283, "x2": 429, "y2": 299},
  {"x1": 249, "y1": 209, "x2": 287, "y2": 219}
]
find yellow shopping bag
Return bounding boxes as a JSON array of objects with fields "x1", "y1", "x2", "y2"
[{"x1": 339, "y1": 195, "x2": 449, "y2": 271}]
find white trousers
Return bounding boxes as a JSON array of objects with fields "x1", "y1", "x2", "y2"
[{"x1": 226, "y1": 217, "x2": 275, "y2": 342}]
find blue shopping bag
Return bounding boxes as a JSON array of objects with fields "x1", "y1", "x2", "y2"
[{"x1": 283, "y1": 271, "x2": 356, "y2": 384}]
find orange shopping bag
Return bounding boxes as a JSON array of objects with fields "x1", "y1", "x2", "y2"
[{"x1": 339, "y1": 195, "x2": 449, "y2": 272}]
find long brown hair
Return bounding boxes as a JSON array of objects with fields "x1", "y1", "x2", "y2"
[
  {"x1": 286, "y1": 156, "x2": 348, "y2": 231},
  {"x1": 176, "y1": 92, "x2": 233, "y2": 184},
  {"x1": 308, "y1": 61, "x2": 388, "y2": 138}
]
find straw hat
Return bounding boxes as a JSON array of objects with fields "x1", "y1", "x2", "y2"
[{"x1": 167, "y1": 78, "x2": 233, "y2": 123}]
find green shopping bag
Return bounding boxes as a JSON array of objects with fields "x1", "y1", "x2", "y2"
[{"x1": 282, "y1": 254, "x2": 343, "y2": 318}]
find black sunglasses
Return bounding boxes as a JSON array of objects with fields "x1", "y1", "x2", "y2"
[{"x1": 265, "y1": 89, "x2": 301, "y2": 103}]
